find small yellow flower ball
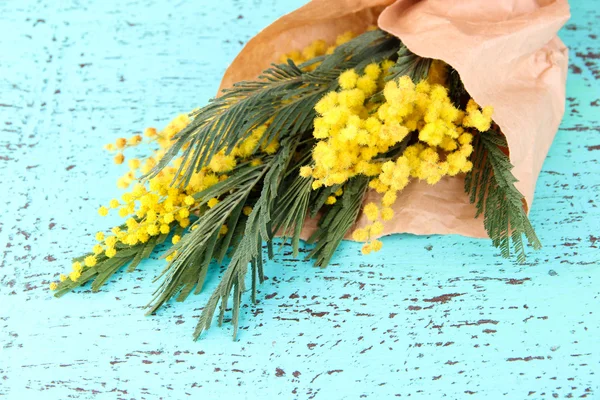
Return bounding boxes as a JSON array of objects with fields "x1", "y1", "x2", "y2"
[
  {"x1": 95, "y1": 231, "x2": 105, "y2": 241},
  {"x1": 131, "y1": 183, "x2": 145, "y2": 198},
  {"x1": 335, "y1": 31, "x2": 355, "y2": 46},
  {"x1": 381, "y1": 207, "x2": 394, "y2": 221},
  {"x1": 72, "y1": 261, "x2": 83, "y2": 272},
  {"x1": 219, "y1": 225, "x2": 228, "y2": 235},
  {"x1": 147, "y1": 224, "x2": 159, "y2": 236},
  {"x1": 105, "y1": 236, "x2": 117, "y2": 247},
  {"x1": 382, "y1": 191, "x2": 397, "y2": 207},
  {"x1": 381, "y1": 59, "x2": 395, "y2": 72},
  {"x1": 370, "y1": 221, "x2": 384, "y2": 236},
  {"x1": 262, "y1": 140, "x2": 279, "y2": 155},
  {"x1": 98, "y1": 206, "x2": 109, "y2": 217},
  {"x1": 458, "y1": 133, "x2": 473, "y2": 145},
  {"x1": 207, "y1": 198, "x2": 219, "y2": 208},
  {"x1": 165, "y1": 250, "x2": 178, "y2": 262},
  {"x1": 352, "y1": 228, "x2": 368, "y2": 242},
  {"x1": 84, "y1": 255, "x2": 97, "y2": 267},
  {"x1": 116, "y1": 177, "x2": 129, "y2": 189},
  {"x1": 146, "y1": 210, "x2": 157, "y2": 222},
  {"x1": 129, "y1": 135, "x2": 142, "y2": 146},
  {"x1": 363, "y1": 202, "x2": 379, "y2": 221},
  {"x1": 364, "y1": 63, "x2": 381, "y2": 80},
  {"x1": 172, "y1": 235, "x2": 181, "y2": 245},
  {"x1": 59, "y1": 274, "x2": 67, "y2": 282},
  {"x1": 105, "y1": 247, "x2": 117, "y2": 258},
  {"x1": 184, "y1": 195, "x2": 195, "y2": 206},
  {"x1": 339, "y1": 69, "x2": 359, "y2": 90},
  {"x1": 49, "y1": 282, "x2": 58, "y2": 291},
  {"x1": 242, "y1": 206, "x2": 253, "y2": 216},
  {"x1": 114, "y1": 153, "x2": 125, "y2": 165},
  {"x1": 163, "y1": 213, "x2": 175, "y2": 223},
  {"x1": 179, "y1": 218, "x2": 190, "y2": 228},
  {"x1": 109, "y1": 199, "x2": 120, "y2": 209},
  {"x1": 144, "y1": 127, "x2": 157, "y2": 137},
  {"x1": 92, "y1": 244, "x2": 103, "y2": 255},
  {"x1": 128, "y1": 158, "x2": 141, "y2": 170},
  {"x1": 315, "y1": 93, "x2": 337, "y2": 115},
  {"x1": 356, "y1": 76, "x2": 377, "y2": 96},
  {"x1": 69, "y1": 270, "x2": 81, "y2": 282},
  {"x1": 160, "y1": 224, "x2": 170, "y2": 234},
  {"x1": 179, "y1": 208, "x2": 190, "y2": 218},
  {"x1": 325, "y1": 196, "x2": 337, "y2": 205},
  {"x1": 125, "y1": 217, "x2": 137, "y2": 229},
  {"x1": 115, "y1": 138, "x2": 127, "y2": 149},
  {"x1": 299, "y1": 166, "x2": 313, "y2": 178},
  {"x1": 371, "y1": 240, "x2": 383, "y2": 252},
  {"x1": 361, "y1": 243, "x2": 372, "y2": 255}
]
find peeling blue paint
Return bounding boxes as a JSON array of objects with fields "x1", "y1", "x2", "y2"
[{"x1": 0, "y1": 0, "x2": 598, "y2": 398}]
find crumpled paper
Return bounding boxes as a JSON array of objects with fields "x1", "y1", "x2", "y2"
[{"x1": 218, "y1": 0, "x2": 570, "y2": 240}]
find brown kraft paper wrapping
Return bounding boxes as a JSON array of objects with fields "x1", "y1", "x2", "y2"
[{"x1": 218, "y1": 0, "x2": 570, "y2": 241}]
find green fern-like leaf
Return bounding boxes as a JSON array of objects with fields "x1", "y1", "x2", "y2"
[
  {"x1": 465, "y1": 129, "x2": 541, "y2": 263},
  {"x1": 306, "y1": 176, "x2": 369, "y2": 268},
  {"x1": 365, "y1": 43, "x2": 431, "y2": 104},
  {"x1": 144, "y1": 160, "x2": 271, "y2": 316},
  {"x1": 271, "y1": 143, "x2": 315, "y2": 257},
  {"x1": 385, "y1": 44, "x2": 432, "y2": 82},
  {"x1": 192, "y1": 136, "x2": 300, "y2": 340}
]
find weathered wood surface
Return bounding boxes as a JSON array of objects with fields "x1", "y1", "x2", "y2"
[{"x1": 0, "y1": 0, "x2": 598, "y2": 398}]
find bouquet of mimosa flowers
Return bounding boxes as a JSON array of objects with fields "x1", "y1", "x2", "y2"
[{"x1": 50, "y1": 0, "x2": 570, "y2": 340}]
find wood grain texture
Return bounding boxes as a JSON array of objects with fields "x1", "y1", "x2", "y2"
[{"x1": 0, "y1": 0, "x2": 598, "y2": 399}]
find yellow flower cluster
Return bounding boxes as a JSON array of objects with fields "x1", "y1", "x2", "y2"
[
  {"x1": 51, "y1": 107, "x2": 282, "y2": 290},
  {"x1": 104, "y1": 134, "x2": 143, "y2": 158},
  {"x1": 303, "y1": 59, "x2": 493, "y2": 255},
  {"x1": 107, "y1": 114, "x2": 192, "y2": 189},
  {"x1": 279, "y1": 31, "x2": 358, "y2": 70},
  {"x1": 204, "y1": 122, "x2": 280, "y2": 174},
  {"x1": 371, "y1": 77, "x2": 478, "y2": 188},
  {"x1": 303, "y1": 62, "x2": 401, "y2": 190},
  {"x1": 463, "y1": 99, "x2": 494, "y2": 132},
  {"x1": 62, "y1": 175, "x2": 200, "y2": 281},
  {"x1": 351, "y1": 202, "x2": 384, "y2": 254}
]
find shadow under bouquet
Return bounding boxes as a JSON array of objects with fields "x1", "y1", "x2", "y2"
[{"x1": 50, "y1": 0, "x2": 570, "y2": 339}]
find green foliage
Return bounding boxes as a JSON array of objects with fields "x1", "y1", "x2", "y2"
[
  {"x1": 447, "y1": 66, "x2": 469, "y2": 109},
  {"x1": 386, "y1": 44, "x2": 432, "y2": 83},
  {"x1": 193, "y1": 137, "x2": 300, "y2": 340},
  {"x1": 145, "y1": 160, "x2": 272, "y2": 316},
  {"x1": 271, "y1": 143, "x2": 315, "y2": 257},
  {"x1": 465, "y1": 129, "x2": 541, "y2": 263},
  {"x1": 443, "y1": 62, "x2": 541, "y2": 262},
  {"x1": 306, "y1": 176, "x2": 369, "y2": 268}
]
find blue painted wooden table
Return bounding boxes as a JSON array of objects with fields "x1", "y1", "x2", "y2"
[{"x1": 1, "y1": 1, "x2": 598, "y2": 399}]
